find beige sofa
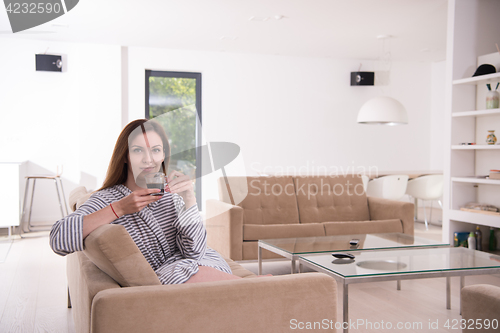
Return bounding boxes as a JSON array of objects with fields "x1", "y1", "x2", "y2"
[
  {"x1": 206, "y1": 175, "x2": 414, "y2": 260},
  {"x1": 67, "y1": 188, "x2": 338, "y2": 333}
]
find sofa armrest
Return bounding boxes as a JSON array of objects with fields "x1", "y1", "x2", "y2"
[
  {"x1": 67, "y1": 252, "x2": 120, "y2": 333},
  {"x1": 367, "y1": 197, "x2": 414, "y2": 235},
  {"x1": 91, "y1": 273, "x2": 337, "y2": 333},
  {"x1": 461, "y1": 284, "x2": 500, "y2": 332},
  {"x1": 206, "y1": 199, "x2": 244, "y2": 260}
]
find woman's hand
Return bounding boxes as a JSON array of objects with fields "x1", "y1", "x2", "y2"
[
  {"x1": 167, "y1": 170, "x2": 197, "y2": 209},
  {"x1": 113, "y1": 188, "x2": 162, "y2": 216}
]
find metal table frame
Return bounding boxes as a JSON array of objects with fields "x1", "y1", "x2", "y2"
[
  {"x1": 298, "y1": 256, "x2": 500, "y2": 333},
  {"x1": 258, "y1": 240, "x2": 302, "y2": 275}
]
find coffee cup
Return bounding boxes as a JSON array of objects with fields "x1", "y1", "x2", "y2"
[{"x1": 145, "y1": 172, "x2": 165, "y2": 196}]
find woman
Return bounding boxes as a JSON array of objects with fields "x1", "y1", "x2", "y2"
[{"x1": 50, "y1": 119, "x2": 240, "y2": 284}]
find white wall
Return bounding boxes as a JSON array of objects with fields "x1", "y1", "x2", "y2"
[
  {"x1": 128, "y1": 47, "x2": 438, "y2": 209},
  {"x1": 0, "y1": 37, "x2": 445, "y2": 220},
  {"x1": 430, "y1": 60, "x2": 446, "y2": 171},
  {"x1": 0, "y1": 38, "x2": 121, "y2": 223}
]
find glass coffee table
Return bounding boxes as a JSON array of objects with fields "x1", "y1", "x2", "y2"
[
  {"x1": 257, "y1": 233, "x2": 449, "y2": 275},
  {"x1": 298, "y1": 247, "x2": 500, "y2": 333}
]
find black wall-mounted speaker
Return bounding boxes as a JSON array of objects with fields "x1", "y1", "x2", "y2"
[
  {"x1": 350, "y1": 72, "x2": 374, "y2": 86},
  {"x1": 36, "y1": 54, "x2": 62, "y2": 72}
]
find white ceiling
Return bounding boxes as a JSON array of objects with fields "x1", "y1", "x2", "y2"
[{"x1": 0, "y1": 0, "x2": 448, "y2": 62}]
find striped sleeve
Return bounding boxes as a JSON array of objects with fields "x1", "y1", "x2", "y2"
[
  {"x1": 171, "y1": 194, "x2": 207, "y2": 261},
  {"x1": 49, "y1": 193, "x2": 108, "y2": 256}
]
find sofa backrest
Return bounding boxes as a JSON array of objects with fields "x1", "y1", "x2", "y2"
[
  {"x1": 294, "y1": 175, "x2": 370, "y2": 223},
  {"x1": 69, "y1": 186, "x2": 93, "y2": 212},
  {"x1": 218, "y1": 176, "x2": 300, "y2": 225}
]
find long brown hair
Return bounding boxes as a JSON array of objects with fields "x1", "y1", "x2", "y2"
[{"x1": 98, "y1": 119, "x2": 170, "y2": 191}]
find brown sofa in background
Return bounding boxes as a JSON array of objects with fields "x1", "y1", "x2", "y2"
[
  {"x1": 206, "y1": 175, "x2": 414, "y2": 261},
  {"x1": 67, "y1": 188, "x2": 338, "y2": 333}
]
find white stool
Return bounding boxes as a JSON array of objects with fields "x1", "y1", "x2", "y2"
[
  {"x1": 366, "y1": 175, "x2": 409, "y2": 200},
  {"x1": 21, "y1": 167, "x2": 68, "y2": 232},
  {"x1": 405, "y1": 175, "x2": 444, "y2": 230}
]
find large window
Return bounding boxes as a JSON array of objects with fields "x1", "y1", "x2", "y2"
[{"x1": 145, "y1": 70, "x2": 202, "y2": 209}]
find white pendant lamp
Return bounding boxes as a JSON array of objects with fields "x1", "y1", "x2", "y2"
[
  {"x1": 356, "y1": 35, "x2": 408, "y2": 125},
  {"x1": 357, "y1": 96, "x2": 408, "y2": 125}
]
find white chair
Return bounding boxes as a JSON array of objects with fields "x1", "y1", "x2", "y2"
[
  {"x1": 405, "y1": 174, "x2": 444, "y2": 230},
  {"x1": 361, "y1": 175, "x2": 370, "y2": 193},
  {"x1": 366, "y1": 175, "x2": 409, "y2": 200}
]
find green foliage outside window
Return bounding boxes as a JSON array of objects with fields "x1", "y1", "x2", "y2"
[{"x1": 148, "y1": 77, "x2": 197, "y2": 177}]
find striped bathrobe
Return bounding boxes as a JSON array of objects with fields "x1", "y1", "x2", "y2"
[{"x1": 49, "y1": 184, "x2": 231, "y2": 284}]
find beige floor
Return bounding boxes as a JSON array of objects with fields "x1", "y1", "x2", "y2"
[
  {"x1": 0, "y1": 231, "x2": 74, "y2": 333},
  {"x1": 1, "y1": 211, "x2": 500, "y2": 332}
]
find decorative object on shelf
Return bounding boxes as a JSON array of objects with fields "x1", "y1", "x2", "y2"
[
  {"x1": 460, "y1": 202, "x2": 500, "y2": 217},
  {"x1": 489, "y1": 227, "x2": 497, "y2": 251},
  {"x1": 356, "y1": 35, "x2": 408, "y2": 125},
  {"x1": 475, "y1": 226, "x2": 482, "y2": 251},
  {"x1": 486, "y1": 83, "x2": 499, "y2": 109},
  {"x1": 472, "y1": 64, "x2": 496, "y2": 77},
  {"x1": 489, "y1": 169, "x2": 500, "y2": 180},
  {"x1": 486, "y1": 130, "x2": 497, "y2": 145},
  {"x1": 454, "y1": 232, "x2": 469, "y2": 248},
  {"x1": 460, "y1": 208, "x2": 500, "y2": 217},
  {"x1": 468, "y1": 232, "x2": 476, "y2": 250},
  {"x1": 461, "y1": 202, "x2": 499, "y2": 212}
]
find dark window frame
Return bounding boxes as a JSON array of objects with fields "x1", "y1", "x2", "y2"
[{"x1": 145, "y1": 70, "x2": 202, "y2": 210}]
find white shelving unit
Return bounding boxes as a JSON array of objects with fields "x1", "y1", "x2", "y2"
[
  {"x1": 452, "y1": 109, "x2": 500, "y2": 118},
  {"x1": 448, "y1": 210, "x2": 500, "y2": 229},
  {"x1": 451, "y1": 177, "x2": 500, "y2": 185},
  {"x1": 452, "y1": 72, "x2": 500, "y2": 85},
  {"x1": 444, "y1": 0, "x2": 500, "y2": 249},
  {"x1": 451, "y1": 145, "x2": 500, "y2": 150}
]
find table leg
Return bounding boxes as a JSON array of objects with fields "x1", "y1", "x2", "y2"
[
  {"x1": 291, "y1": 259, "x2": 296, "y2": 274},
  {"x1": 397, "y1": 280, "x2": 401, "y2": 290},
  {"x1": 258, "y1": 245, "x2": 262, "y2": 275},
  {"x1": 460, "y1": 276, "x2": 465, "y2": 315},
  {"x1": 446, "y1": 277, "x2": 451, "y2": 310},
  {"x1": 67, "y1": 287, "x2": 72, "y2": 308},
  {"x1": 343, "y1": 282, "x2": 349, "y2": 333}
]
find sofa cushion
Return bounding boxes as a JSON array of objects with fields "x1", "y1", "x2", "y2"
[
  {"x1": 222, "y1": 256, "x2": 257, "y2": 278},
  {"x1": 219, "y1": 176, "x2": 300, "y2": 225},
  {"x1": 368, "y1": 196, "x2": 414, "y2": 235},
  {"x1": 323, "y1": 219, "x2": 403, "y2": 236},
  {"x1": 294, "y1": 175, "x2": 370, "y2": 223},
  {"x1": 84, "y1": 224, "x2": 162, "y2": 287},
  {"x1": 243, "y1": 223, "x2": 325, "y2": 241}
]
